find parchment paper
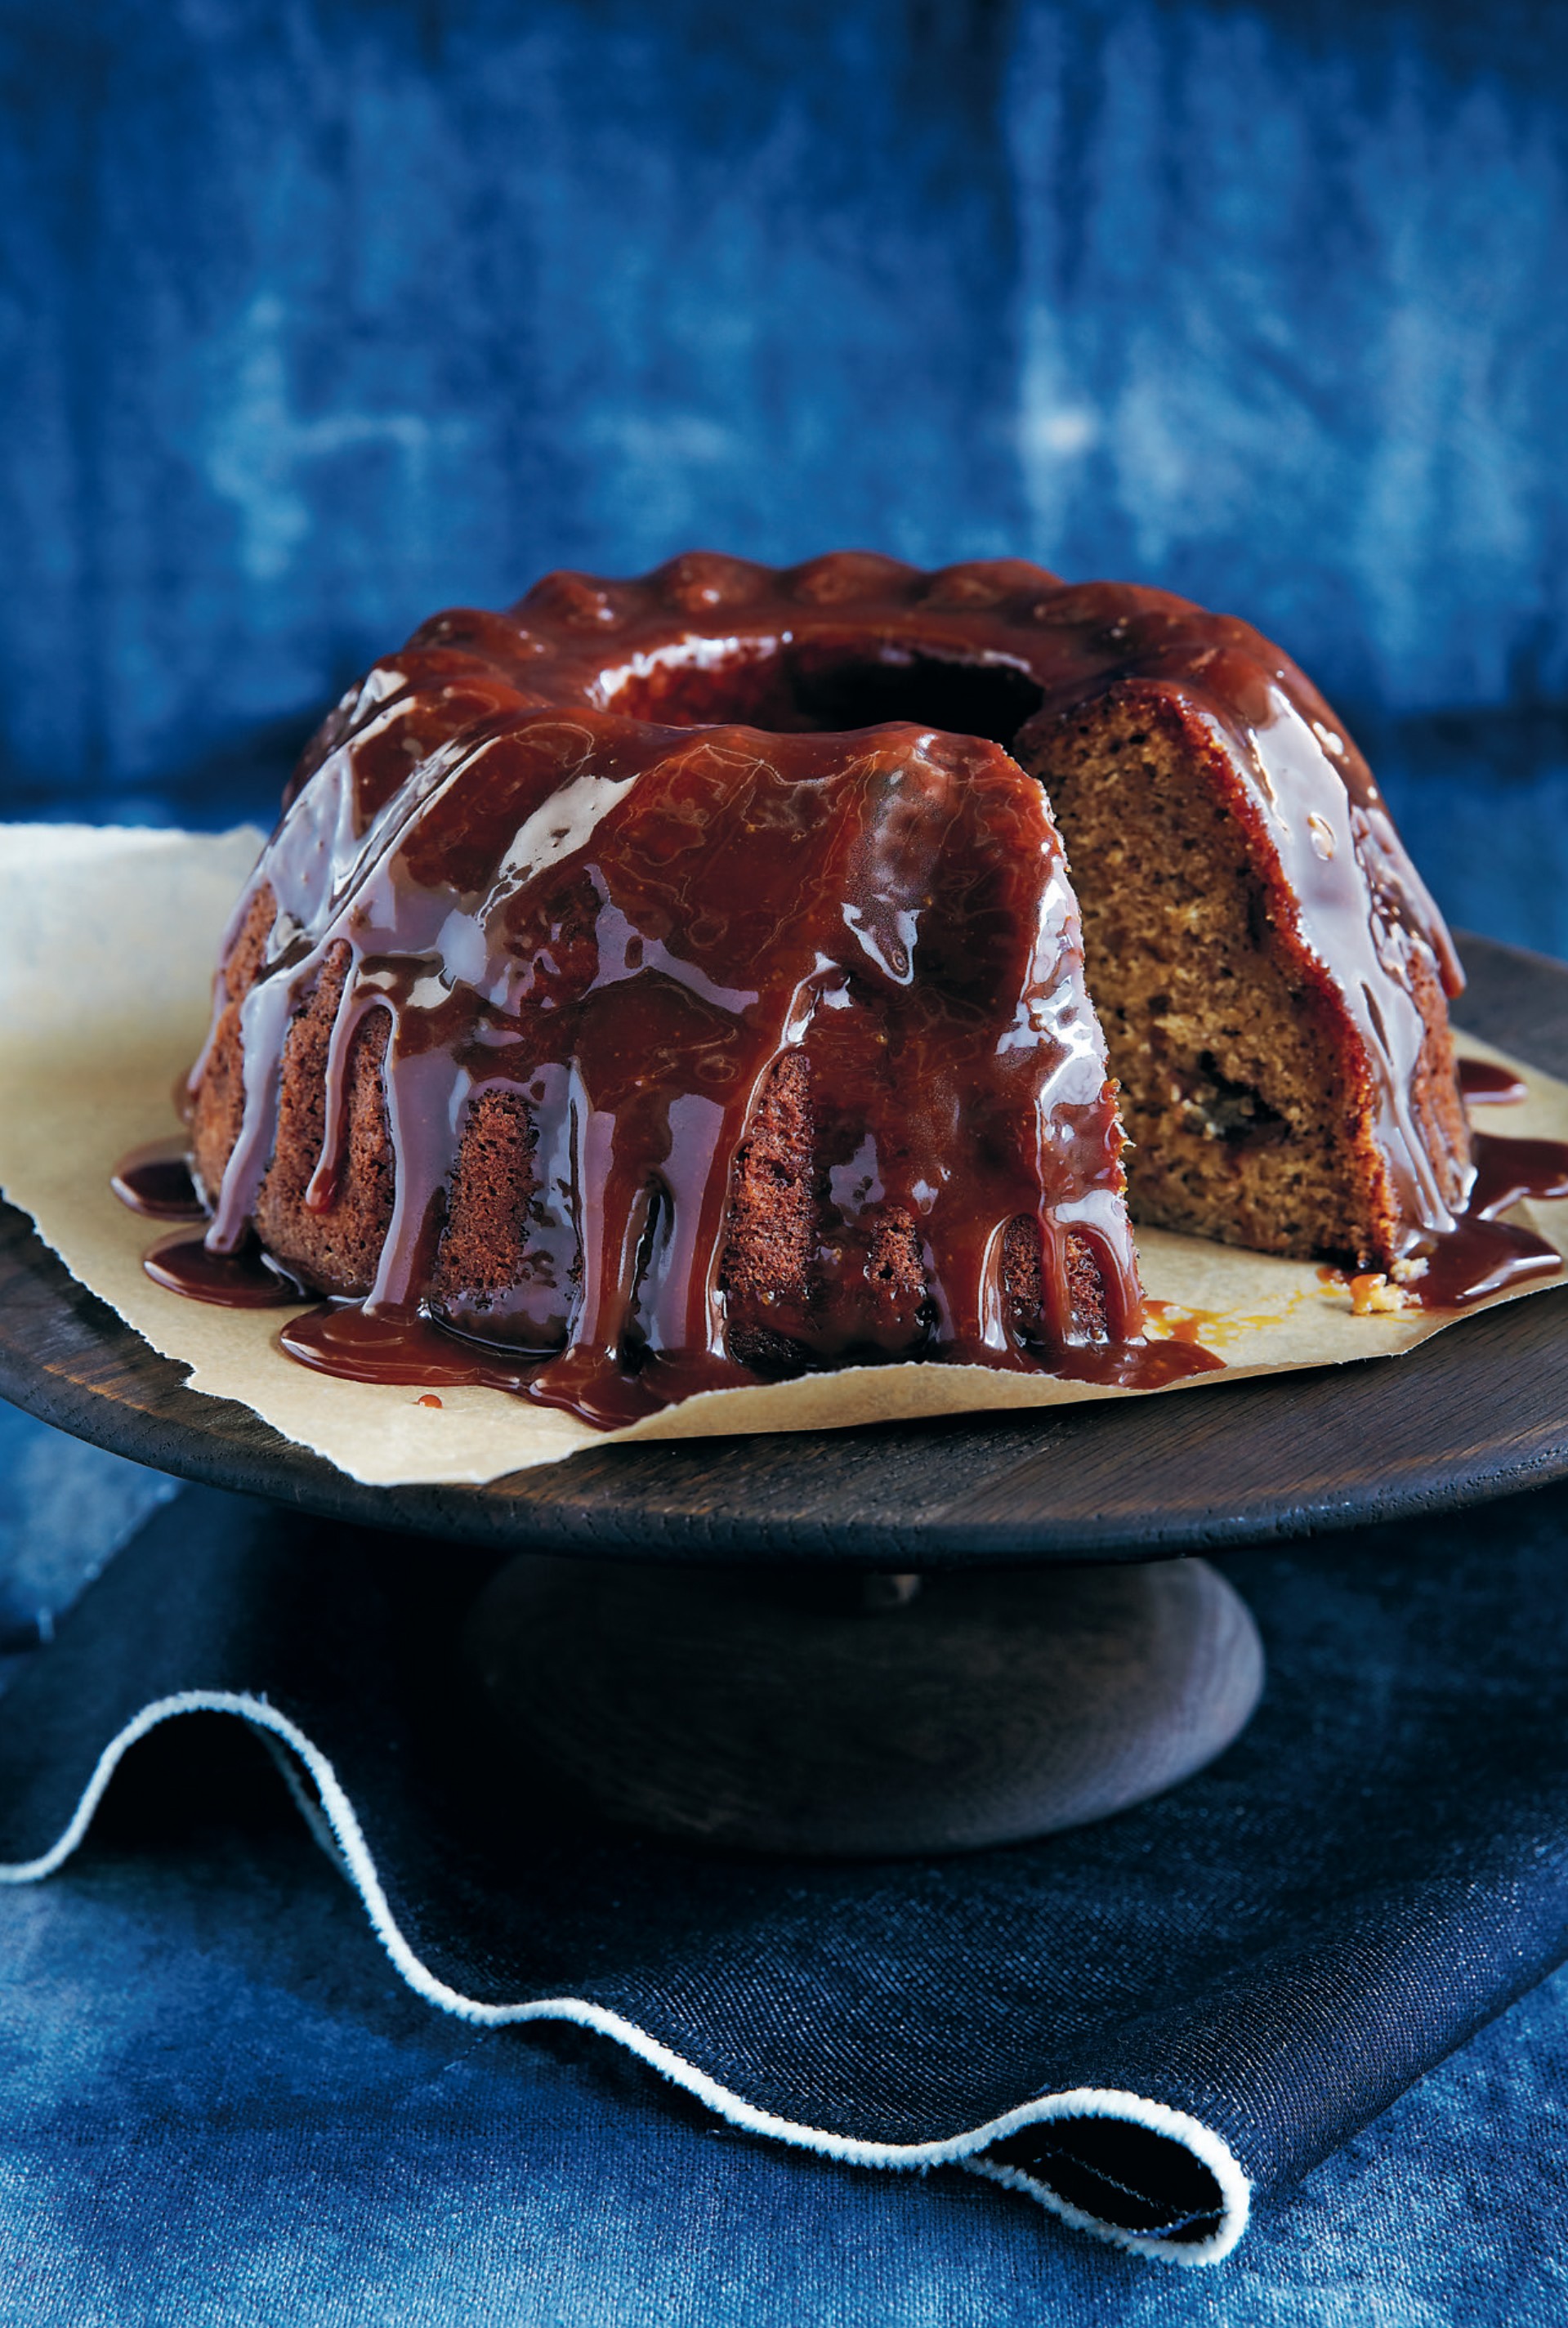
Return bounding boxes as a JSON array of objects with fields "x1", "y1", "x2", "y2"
[{"x1": 2, "y1": 823, "x2": 1566, "y2": 1487}]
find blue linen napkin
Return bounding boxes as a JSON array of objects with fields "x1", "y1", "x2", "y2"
[{"x1": 2, "y1": 1476, "x2": 1567, "y2": 2266}]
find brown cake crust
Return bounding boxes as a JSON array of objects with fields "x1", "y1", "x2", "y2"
[
  {"x1": 432, "y1": 1090, "x2": 541, "y2": 1311},
  {"x1": 252, "y1": 946, "x2": 396, "y2": 1295},
  {"x1": 717, "y1": 1055, "x2": 1110, "y2": 1374}
]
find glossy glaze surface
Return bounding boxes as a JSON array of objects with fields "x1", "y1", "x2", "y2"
[
  {"x1": 1414, "y1": 1132, "x2": 1568, "y2": 1308},
  {"x1": 110, "y1": 1138, "x2": 207, "y2": 1221},
  {"x1": 141, "y1": 1228, "x2": 303, "y2": 1308},
  {"x1": 1457, "y1": 1057, "x2": 1529, "y2": 1107}
]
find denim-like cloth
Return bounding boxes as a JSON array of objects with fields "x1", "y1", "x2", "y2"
[
  {"x1": 2, "y1": 1784, "x2": 1567, "y2": 2328},
  {"x1": 2, "y1": 1767, "x2": 1567, "y2": 2328},
  {"x1": 6, "y1": 1459, "x2": 1568, "y2": 2277}
]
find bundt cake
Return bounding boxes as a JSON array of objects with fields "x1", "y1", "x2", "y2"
[{"x1": 163, "y1": 551, "x2": 1486, "y2": 1428}]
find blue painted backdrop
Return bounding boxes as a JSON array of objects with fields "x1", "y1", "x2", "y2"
[{"x1": 5, "y1": 0, "x2": 1567, "y2": 945}]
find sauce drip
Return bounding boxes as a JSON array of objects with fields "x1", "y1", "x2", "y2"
[
  {"x1": 1142, "y1": 1299, "x2": 1220, "y2": 1345},
  {"x1": 1048, "y1": 1334, "x2": 1225, "y2": 1386},
  {"x1": 1412, "y1": 1132, "x2": 1568, "y2": 1307},
  {"x1": 143, "y1": 1230, "x2": 303, "y2": 1307},
  {"x1": 273, "y1": 1292, "x2": 1222, "y2": 1426},
  {"x1": 1458, "y1": 1056, "x2": 1529, "y2": 1107},
  {"x1": 280, "y1": 1304, "x2": 534, "y2": 1394},
  {"x1": 1399, "y1": 1057, "x2": 1568, "y2": 1307},
  {"x1": 111, "y1": 1139, "x2": 205, "y2": 1220}
]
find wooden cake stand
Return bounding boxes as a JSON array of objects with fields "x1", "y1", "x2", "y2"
[{"x1": 2, "y1": 934, "x2": 1566, "y2": 1854}]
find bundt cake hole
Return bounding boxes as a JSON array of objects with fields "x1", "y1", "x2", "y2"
[
  {"x1": 605, "y1": 643, "x2": 1044, "y2": 748},
  {"x1": 784, "y1": 648, "x2": 1045, "y2": 744}
]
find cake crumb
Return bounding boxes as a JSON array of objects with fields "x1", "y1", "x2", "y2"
[{"x1": 1348, "y1": 1272, "x2": 1414, "y2": 1317}]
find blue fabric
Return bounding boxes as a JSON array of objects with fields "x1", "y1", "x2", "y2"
[
  {"x1": 7, "y1": 1456, "x2": 1568, "y2": 2292},
  {"x1": 2, "y1": 1760, "x2": 1568, "y2": 2327},
  {"x1": 2, "y1": 0, "x2": 1566, "y2": 951},
  {"x1": 3, "y1": 1414, "x2": 1568, "y2": 2315},
  {"x1": 0, "y1": 1400, "x2": 176, "y2": 1657},
  {"x1": 2, "y1": 1754, "x2": 1566, "y2": 2328}
]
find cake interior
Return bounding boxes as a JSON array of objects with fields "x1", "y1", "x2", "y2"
[{"x1": 1024, "y1": 690, "x2": 1378, "y2": 1262}]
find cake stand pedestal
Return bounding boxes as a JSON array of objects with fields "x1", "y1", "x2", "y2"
[{"x1": 463, "y1": 1555, "x2": 1262, "y2": 1855}]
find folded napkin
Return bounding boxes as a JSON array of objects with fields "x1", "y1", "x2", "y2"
[{"x1": 2, "y1": 1479, "x2": 1566, "y2": 2267}]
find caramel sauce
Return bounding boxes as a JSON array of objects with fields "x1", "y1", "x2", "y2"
[
  {"x1": 1032, "y1": 1336, "x2": 1226, "y2": 1386},
  {"x1": 1412, "y1": 1133, "x2": 1568, "y2": 1307},
  {"x1": 1458, "y1": 1056, "x2": 1529, "y2": 1107},
  {"x1": 1141, "y1": 1298, "x2": 1219, "y2": 1345},
  {"x1": 272, "y1": 1290, "x2": 1221, "y2": 1426},
  {"x1": 1403, "y1": 1058, "x2": 1568, "y2": 1307},
  {"x1": 280, "y1": 1304, "x2": 534, "y2": 1393},
  {"x1": 142, "y1": 1230, "x2": 303, "y2": 1307},
  {"x1": 110, "y1": 1139, "x2": 205, "y2": 1220}
]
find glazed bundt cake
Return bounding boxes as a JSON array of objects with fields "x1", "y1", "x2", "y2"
[{"x1": 172, "y1": 552, "x2": 1478, "y2": 1427}]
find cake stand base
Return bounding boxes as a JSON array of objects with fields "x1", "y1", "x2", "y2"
[{"x1": 462, "y1": 1556, "x2": 1264, "y2": 1857}]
